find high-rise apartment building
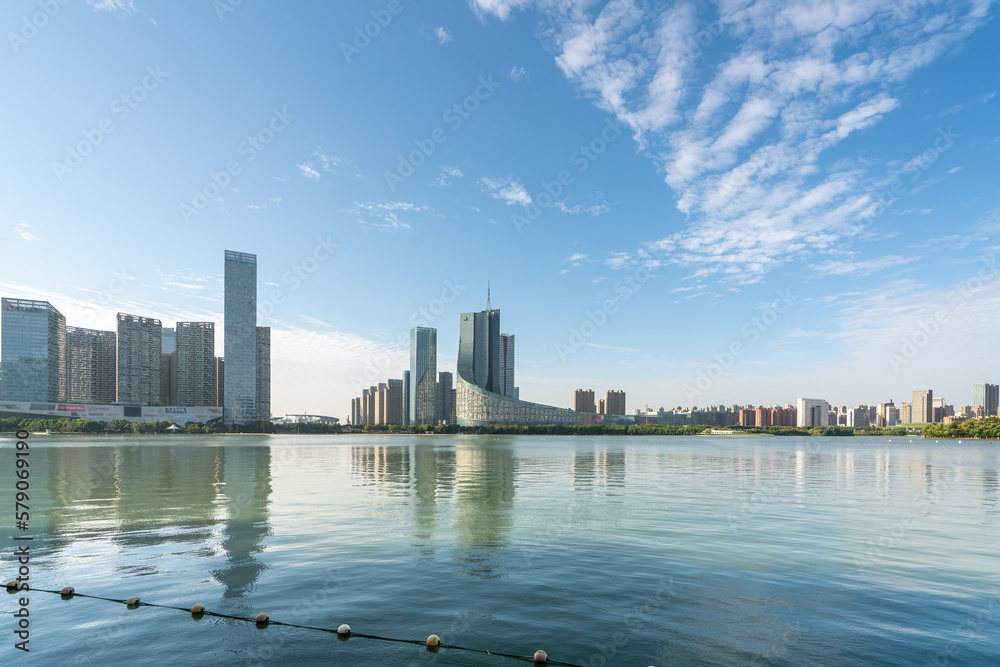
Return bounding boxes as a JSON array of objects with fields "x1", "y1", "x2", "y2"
[
  {"x1": 176, "y1": 322, "x2": 215, "y2": 406},
  {"x1": 66, "y1": 326, "x2": 116, "y2": 404},
  {"x1": 605, "y1": 390, "x2": 626, "y2": 415},
  {"x1": 598, "y1": 399, "x2": 606, "y2": 414},
  {"x1": 973, "y1": 383, "x2": 998, "y2": 417},
  {"x1": 797, "y1": 398, "x2": 832, "y2": 427},
  {"x1": 436, "y1": 371, "x2": 455, "y2": 424},
  {"x1": 912, "y1": 390, "x2": 933, "y2": 423},
  {"x1": 409, "y1": 327, "x2": 437, "y2": 425},
  {"x1": 256, "y1": 326, "x2": 271, "y2": 421},
  {"x1": 574, "y1": 388, "x2": 596, "y2": 413},
  {"x1": 116, "y1": 312, "x2": 162, "y2": 404},
  {"x1": 214, "y1": 357, "x2": 225, "y2": 407},
  {"x1": 224, "y1": 250, "x2": 257, "y2": 423},
  {"x1": 0, "y1": 298, "x2": 67, "y2": 402},
  {"x1": 499, "y1": 333, "x2": 515, "y2": 398}
]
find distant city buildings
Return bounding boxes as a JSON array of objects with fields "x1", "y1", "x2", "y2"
[
  {"x1": 0, "y1": 298, "x2": 66, "y2": 402},
  {"x1": 973, "y1": 383, "x2": 998, "y2": 417},
  {"x1": 66, "y1": 326, "x2": 116, "y2": 404},
  {"x1": 912, "y1": 390, "x2": 933, "y2": 423},
  {"x1": 574, "y1": 388, "x2": 596, "y2": 413},
  {"x1": 797, "y1": 398, "x2": 832, "y2": 428},
  {"x1": 604, "y1": 390, "x2": 626, "y2": 416},
  {"x1": 176, "y1": 322, "x2": 215, "y2": 408}
]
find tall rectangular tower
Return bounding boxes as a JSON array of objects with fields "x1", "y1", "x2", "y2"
[
  {"x1": 67, "y1": 326, "x2": 116, "y2": 404},
  {"x1": 499, "y1": 333, "x2": 515, "y2": 398},
  {"x1": 402, "y1": 369, "x2": 411, "y2": 426},
  {"x1": 225, "y1": 250, "x2": 257, "y2": 423},
  {"x1": 973, "y1": 383, "x2": 998, "y2": 417},
  {"x1": 256, "y1": 326, "x2": 271, "y2": 421},
  {"x1": 176, "y1": 322, "x2": 215, "y2": 406},
  {"x1": 605, "y1": 390, "x2": 626, "y2": 415},
  {"x1": 116, "y1": 313, "x2": 161, "y2": 404},
  {"x1": 912, "y1": 389, "x2": 933, "y2": 423},
  {"x1": 0, "y1": 298, "x2": 67, "y2": 402},
  {"x1": 574, "y1": 388, "x2": 596, "y2": 413},
  {"x1": 457, "y1": 309, "x2": 499, "y2": 393},
  {"x1": 409, "y1": 327, "x2": 437, "y2": 425}
]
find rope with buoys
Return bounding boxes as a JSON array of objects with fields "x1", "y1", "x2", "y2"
[{"x1": 5, "y1": 582, "x2": 580, "y2": 665}]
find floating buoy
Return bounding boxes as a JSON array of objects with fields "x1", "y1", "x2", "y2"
[
  {"x1": 337, "y1": 624, "x2": 351, "y2": 635},
  {"x1": 426, "y1": 634, "x2": 440, "y2": 647},
  {"x1": 60, "y1": 586, "x2": 75, "y2": 596},
  {"x1": 534, "y1": 649, "x2": 548, "y2": 663},
  {"x1": 5, "y1": 581, "x2": 19, "y2": 590},
  {"x1": 255, "y1": 613, "x2": 269, "y2": 625},
  {"x1": 126, "y1": 596, "x2": 140, "y2": 606},
  {"x1": 191, "y1": 604, "x2": 206, "y2": 614}
]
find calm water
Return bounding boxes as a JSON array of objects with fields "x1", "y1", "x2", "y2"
[{"x1": 1, "y1": 434, "x2": 998, "y2": 666}]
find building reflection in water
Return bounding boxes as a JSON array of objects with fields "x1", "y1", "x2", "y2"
[
  {"x1": 44, "y1": 441, "x2": 272, "y2": 599},
  {"x1": 572, "y1": 448, "x2": 625, "y2": 494}
]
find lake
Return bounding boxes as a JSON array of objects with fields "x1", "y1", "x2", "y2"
[{"x1": 0, "y1": 434, "x2": 997, "y2": 665}]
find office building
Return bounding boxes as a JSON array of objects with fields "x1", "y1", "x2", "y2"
[
  {"x1": 605, "y1": 390, "x2": 626, "y2": 416},
  {"x1": 256, "y1": 326, "x2": 271, "y2": 421},
  {"x1": 175, "y1": 322, "x2": 215, "y2": 406},
  {"x1": 214, "y1": 357, "x2": 225, "y2": 407},
  {"x1": 436, "y1": 371, "x2": 455, "y2": 424},
  {"x1": 224, "y1": 250, "x2": 257, "y2": 423},
  {"x1": 458, "y1": 308, "x2": 499, "y2": 393},
  {"x1": 0, "y1": 298, "x2": 66, "y2": 402},
  {"x1": 499, "y1": 333, "x2": 515, "y2": 398},
  {"x1": 66, "y1": 326, "x2": 116, "y2": 404},
  {"x1": 912, "y1": 390, "x2": 933, "y2": 423},
  {"x1": 409, "y1": 327, "x2": 437, "y2": 425},
  {"x1": 402, "y1": 369, "x2": 410, "y2": 426},
  {"x1": 797, "y1": 398, "x2": 832, "y2": 427},
  {"x1": 574, "y1": 389, "x2": 596, "y2": 413},
  {"x1": 116, "y1": 313, "x2": 162, "y2": 405},
  {"x1": 973, "y1": 383, "x2": 998, "y2": 417}
]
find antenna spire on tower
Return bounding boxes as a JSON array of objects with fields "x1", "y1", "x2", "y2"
[{"x1": 487, "y1": 281, "x2": 492, "y2": 311}]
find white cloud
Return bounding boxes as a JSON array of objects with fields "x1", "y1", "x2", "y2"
[
  {"x1": 507, "y1": 66, "x2": 526, "y2": 82},
  {"x1": 434, "y1": 166, "x2": 464, "y2": 187},
  {"x1": 14, "y1": 222, "x2": 41, "y2": 242},
  {"x1": 88, "y1": 0, "x2": 135, "y2": 12},
  {"x1": 297, "y1": 164, "x2": 321, "y2": 180},
  {"x1": 469, "y1": 0, "x2": 533, "y2": 22},
  {"x1": 435, "y1": 26, "x2": 452, "y2": 44},
  {"x1": 349, "y1": 201, "x2": 428, "y2": 232},
  {"x1": 813, "y1": 255, "x2": 919, "y2": 277},
  {"x1": 479, "y1": 176, "x2": 532, "y2": 206}
]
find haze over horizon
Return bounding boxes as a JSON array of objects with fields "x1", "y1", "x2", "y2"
[{"x1": 1, "y1": 0, "x2": 998, "y2": 418}]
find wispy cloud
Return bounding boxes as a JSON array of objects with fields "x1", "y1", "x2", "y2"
[
  {"x1": 297, "y1": 164, "x2": 320, "y2": 180},
  {"x1": 507, "y1": 66, "x2": 526, "y2": 82},
  {"x1": 88, "y1": 0, "x2": 135, "y2": 12},
  {"x1": 14, "y1": 222, "x2": 41, "y2": 242},
  {"x1": 813, "y1": 255, "x2": 919, "y2": 277},
  {"x1": 349, "y1": 201, "x2": 428, "y2": 233},
  {"x1": 435, "y1": 26, "x2": 452, "y2": 44},
  {"x1": 434, "y1": 166, "x2": 464, "y2": 187},
  {"x1": 479, "y1": 176, "x2": 532, "y2": 206}
]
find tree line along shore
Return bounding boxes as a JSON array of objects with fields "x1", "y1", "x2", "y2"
[{"x1": 5, "y1": 417, "x2": 996, "y2": 438}]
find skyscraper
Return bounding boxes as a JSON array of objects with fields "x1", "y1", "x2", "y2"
[
  {"x1": 176, "y1": 322, "x2": 215, "y2": 406},
  {"x1": 458, "y1": 309, "x2": 499, "y2": 393},
  {"x1": 256, "y1": 326, "x2": 271, "y2": 421},
  {"x1": 499, "y1": 333, "x2": 515, "y2": 398},
  {"x1": 973, "y1": 383, "x2": 998, "y2": 417},
  {"x1": 409, "y1": 327, "x2": 437, "y2": 425},
  {"x1": 214, "y1": 357, "x2": 225, "y2": 407},
  {"x1": 225, "y1": 250, "x2": 257, "y2": 423},
  {"x1": 66, "y1": 326, "x2": 116, "y2": 404},
  {"x1": 0, "y1": 298, "x2": 66, "y2": 402},
  {"x1": 605, "y1": 390, "x2": 626, "y2": 415},
  {"x1": 402, "y1": 369, "x2": 411, "y2": 426},
  {"x1": 436, "y1": 371, "x2": 454, "y2": 424},
  {"x1": 912, "y1": 389, "x2": 933, "y2": 423},
  {"x1": 116, "y1": 312, "x2": 162, "y2": 404}
]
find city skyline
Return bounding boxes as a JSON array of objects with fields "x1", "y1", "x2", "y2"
[{"x1": 0, "y1": 2, "x2": 997, "y2": 417}]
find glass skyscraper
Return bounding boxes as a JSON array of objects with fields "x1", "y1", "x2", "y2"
[
  {"x1": 409, "y1": 327, "x2": 437, "y2": 426},
  {"x1": 973, "y1": 383, "x2": 998, "y2": 416},
  {"x1": 225, "y1": 250, "x2": 257, "y2": 423},
  {"x1": 0, "y1": 298, "x2": 66, "y2": 402},
  {"x1": 458, "y1": 309, "x2": 499, "y2": 393},
  {"x1": 499, "y1": 333, "x2": 515, "y2": 398}
]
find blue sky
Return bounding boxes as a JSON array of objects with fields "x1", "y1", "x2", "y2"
[{"x1": 1, "y1": 0, "x2": 998, "y2": 418}]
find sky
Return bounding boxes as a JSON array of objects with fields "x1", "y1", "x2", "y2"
[{"x1": 0, "y1": 0, "x2": 998, "y2": 418}]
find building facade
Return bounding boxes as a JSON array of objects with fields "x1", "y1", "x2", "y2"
[
  {"x1": 402, "y1": 369, "x2": 410, "y2": 426},
  {"x1": 973, "y1": 383, "x2": 998, "y2": 417},
  {"x1": 214, "y1": 357, "x2": 225, "y2": 407},
  {"x1": 436, "y1": 371, "x2": 455, "y2": 424},
  {"x1": 116, "y1": 313, "x2": 162, "y2": 405},
  {"x1": 574, "y1": 388, "x2": 596, "y2": 413},
  {"x1": 605, "y1": 390, "x2": 626, "y2": 415},
  {"x1": 458, "y1": 309, "x2": 499, "y2": 393},
  {"x1": 176, "y1": 322, "x2": 215, "y2": 407},
  {"x1": 0, "y1": 298, "x2": 67, "y2": 402},
  {"x1": 499, "y1": 333, "x2": 515, "y2": 398},
  {"x1": 796, "y1": 398, "x2": 832, "y2": 427},
  {"x1": 256, "y1": 326, "x2": 271, "y2": 421},
  {"x1": 224, "y1": 250, "x2": 257, "y2": 423},
  {"x1": 409, "y1": 327, "x2": 437, "y2": 425},
  {"x1": 912, "y1": 389, "x2": 933, "y2": 423},
  {"x1": 66, "y1": 326, "x2": 116, "y2": 404}
]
